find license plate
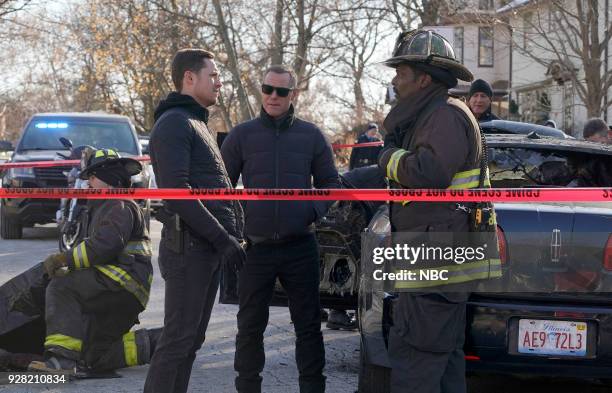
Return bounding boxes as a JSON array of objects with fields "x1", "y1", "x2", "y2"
[{"x1": 518, "y1": 319, "x2": 587, "y2": 357}]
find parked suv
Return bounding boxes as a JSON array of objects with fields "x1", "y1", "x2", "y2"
[{"x1": 1, "y1": 113, "x2": 150, "y2": 239}]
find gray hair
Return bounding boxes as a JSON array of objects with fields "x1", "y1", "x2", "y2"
[{"x1": 264, "y1": 65, "x2": 297, "y2": 89}]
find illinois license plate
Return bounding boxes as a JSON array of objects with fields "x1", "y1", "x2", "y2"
[{"x1": 518, "y1": 319, "x2": 587, "y2": 357}]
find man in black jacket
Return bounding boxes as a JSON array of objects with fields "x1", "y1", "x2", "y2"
[
  {"x1": 144, "y1": 49, "x2": 245, "y2": 393},
  {"x1": 348, "y1": 123, "x2": 383, "y2": 170},
  {"x1": 221, "y1": 65, "x2": 340, "y2": 393}
]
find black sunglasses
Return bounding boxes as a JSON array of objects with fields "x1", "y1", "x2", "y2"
[{"x1": 261, "y1": 84, "x2": 293, "y2": 97}]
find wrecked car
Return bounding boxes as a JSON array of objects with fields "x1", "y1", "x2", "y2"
[
  {"x1": 220, "y1": 133, "x2": 612, "y2": 392},
  {"x1": 480, "y1": 119, "x2": 573, "y2": 139},
  {"x1": 357, "y1": 134, "x2": 612, "y2": 392}
]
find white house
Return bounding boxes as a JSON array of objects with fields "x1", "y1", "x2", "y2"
[
  {"x1": 426, "y1": 0, "x2": 611, "y2": 135},
  {"x1": 425, "y1": 0, "x2": 512, "y2": 117},
  {"x1": 498, "y1": 0, "x2": 612, "y2": 135}
]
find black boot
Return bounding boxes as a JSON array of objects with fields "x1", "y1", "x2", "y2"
[
  {"x1": 326, "y1": 309, "x2": 356, "y2": 330},
  {"x1": 320, "y1": 308, "x2": 329, "y2": 322},
  {"x1": 28, "y1": 355, "x2": 77, "y2": 374}
]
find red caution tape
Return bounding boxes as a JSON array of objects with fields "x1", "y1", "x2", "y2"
[
  {"x1": 0, "y1": 156, "x2": 151, "y2": 169},
  {"x1": 0, "y1": 187, "x2": 610, "y2": 202},
  {"x1": 331, "y1": 141, "x2": 384, "y2": 149}
]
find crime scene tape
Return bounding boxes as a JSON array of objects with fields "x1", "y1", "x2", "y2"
[
  {"x1": 0, "y1": 187, "x2": 610, "y2": 202},
  {"x1": 0, "y1": 156, "x2": 151, "y2": 169},
  {"x1": 331, "y1": 141, "x2": 383, "y2": 149}
]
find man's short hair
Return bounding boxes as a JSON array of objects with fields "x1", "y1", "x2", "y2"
[
  {"x1": 264, "y1": 65, "x2": 297, "y2": 89},
  {"x1": 583, "y1": 118, "x2": 608, "y2": 139},
  {"x1": 171, "y1": 49, "x2": 215, "y2": 91},
  {"x1": 408, "y1": 64, "x2": 427, "y2": 82}
]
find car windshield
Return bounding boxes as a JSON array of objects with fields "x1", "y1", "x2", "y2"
[
  {"x1": 18, "y1": 118, "x2": 138, "y2": 155},
  {"x1": 489, "y1": 147, "x2": 612, "y2": 188}
]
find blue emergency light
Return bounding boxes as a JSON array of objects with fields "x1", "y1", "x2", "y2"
[{"x1": 35, "y1": 122, "x2": 69, "y2": 129}]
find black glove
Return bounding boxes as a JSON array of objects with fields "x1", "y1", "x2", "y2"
[{"x1": 218, "y1": 235, "x2": 247, "y2": 272}]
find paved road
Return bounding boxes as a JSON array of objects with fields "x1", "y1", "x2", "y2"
[
  {"x1": 1, "y1": 221, "x2": 611, "y2": 392},
  {"x1": 0, "y1": 221, "x2": 359, "y2": 393}
]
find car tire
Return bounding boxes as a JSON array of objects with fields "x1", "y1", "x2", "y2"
[
  {"x1": 0, "y1": 203, "x2": 23, "y2": 240},
  {"x1": 58, "y1": 220, "x2": 83, "y2": 252},
  {"x1": 358, "y1": 341, "x2": 390, "y2": 393}
]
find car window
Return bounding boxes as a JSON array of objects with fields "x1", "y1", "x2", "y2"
[
  {"x1": 18, "y1": 119, "x2": 138, "y2": 155},
  {"x1": 489, "y1": 147, "x2": 612, "y2": 188}
]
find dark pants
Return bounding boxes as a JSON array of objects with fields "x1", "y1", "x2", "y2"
[
  {"x1": 388, "y1": 293, "x2": 467, "y2": 393},
  {"x1": 45, "y1": 269, "x2": 142, "y2": 368},
  {"x1": 234, "y1": 234, "x2": 325, "y2": 393},
  {"x1": 144, "y1": 235, "x2": 221, "y2": 393}
]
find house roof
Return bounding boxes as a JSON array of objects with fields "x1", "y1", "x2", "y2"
[{"x1": 497, "y1": 0, "x2": 532, "y2": 13}]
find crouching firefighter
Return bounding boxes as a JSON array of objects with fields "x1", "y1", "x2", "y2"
[{"x1": 29, "y1": 148, "x2": 154, "y2": 376}]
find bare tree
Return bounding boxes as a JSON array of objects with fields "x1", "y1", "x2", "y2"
[
  {"x1": 0, "y1": 0, "x2": 30, "y2": 19},
  {"x1": 212, "y1": 0, "x2": 255, "y2": 123},
  {"x1": 385, "y1": 0, "x2": 451, "y2": 29},
  {"x1": 0, "y1": 0, "x2": 454, "y2": 142},
  {"x1": 65, "y1": 0, "x2": 207, "y2": 132},
  {"x1": 270, "y1": 0, "x2": 285, "y2": 64},
  {"x1": 329, "y1": 4, "x2": 390, "y2": 126},
  {"x1": 500, "y1": 0, "x2": 612, "y2": 119}
]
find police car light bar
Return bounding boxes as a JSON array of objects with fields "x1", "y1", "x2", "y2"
[{"x1": 35, "y1": 122, "x2": 69, "y2": 129}]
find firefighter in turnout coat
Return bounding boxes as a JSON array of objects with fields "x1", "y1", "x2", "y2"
[
  {"x1": 377, "y1": 30, "x2": 501, "y2": 393},
  {"x1": 29, "y1": 148, "x2": 153, "y2": 374}
]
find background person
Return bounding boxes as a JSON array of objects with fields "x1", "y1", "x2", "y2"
[
  {"x1": 348, "y1": 122, "x2": 383, "y2": 170},
  {"x1": 544, "y1": 119, "x2": 557, "y2": 128},
  {"x1": 467, "y1": 78, "x2": 499, "y2": 122}
]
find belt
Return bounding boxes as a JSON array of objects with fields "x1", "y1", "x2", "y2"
[{"x1": 247, "y1": 232, "x2": 312, "y2": 246}]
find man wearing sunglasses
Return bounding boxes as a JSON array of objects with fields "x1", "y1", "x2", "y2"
[{"x1": 221, "y1": 65, "x2": 340, "y2": 393}]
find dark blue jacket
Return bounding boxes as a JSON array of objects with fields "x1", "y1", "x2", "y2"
[
  {"x1": 476, "y1": 108, "x2": 500, "y2": 122},
  {"x1": 221, "y1": 106, "x2": 340, "y2": 240},
  {"x1": 349, "y1": 133, "x2": 383, "y2": 170}
]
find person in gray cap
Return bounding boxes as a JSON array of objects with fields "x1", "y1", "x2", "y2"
[
  {"x1": 377, "y1": 30, "x2": 500, "y2": 393},
  {"x1": 348, "y1": 122, "x2": 383, "y2": 170},
  {"x1": 467, "y1": 78, "x2": 499, "y2": 122}
]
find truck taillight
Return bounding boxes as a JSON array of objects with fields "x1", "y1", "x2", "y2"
[
  {"x1": 604, "y1": 234, "x2": 612, "y2": 271},
  {"x1": 496, "y1": 225, "x2": 507, "y2": 265}
]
